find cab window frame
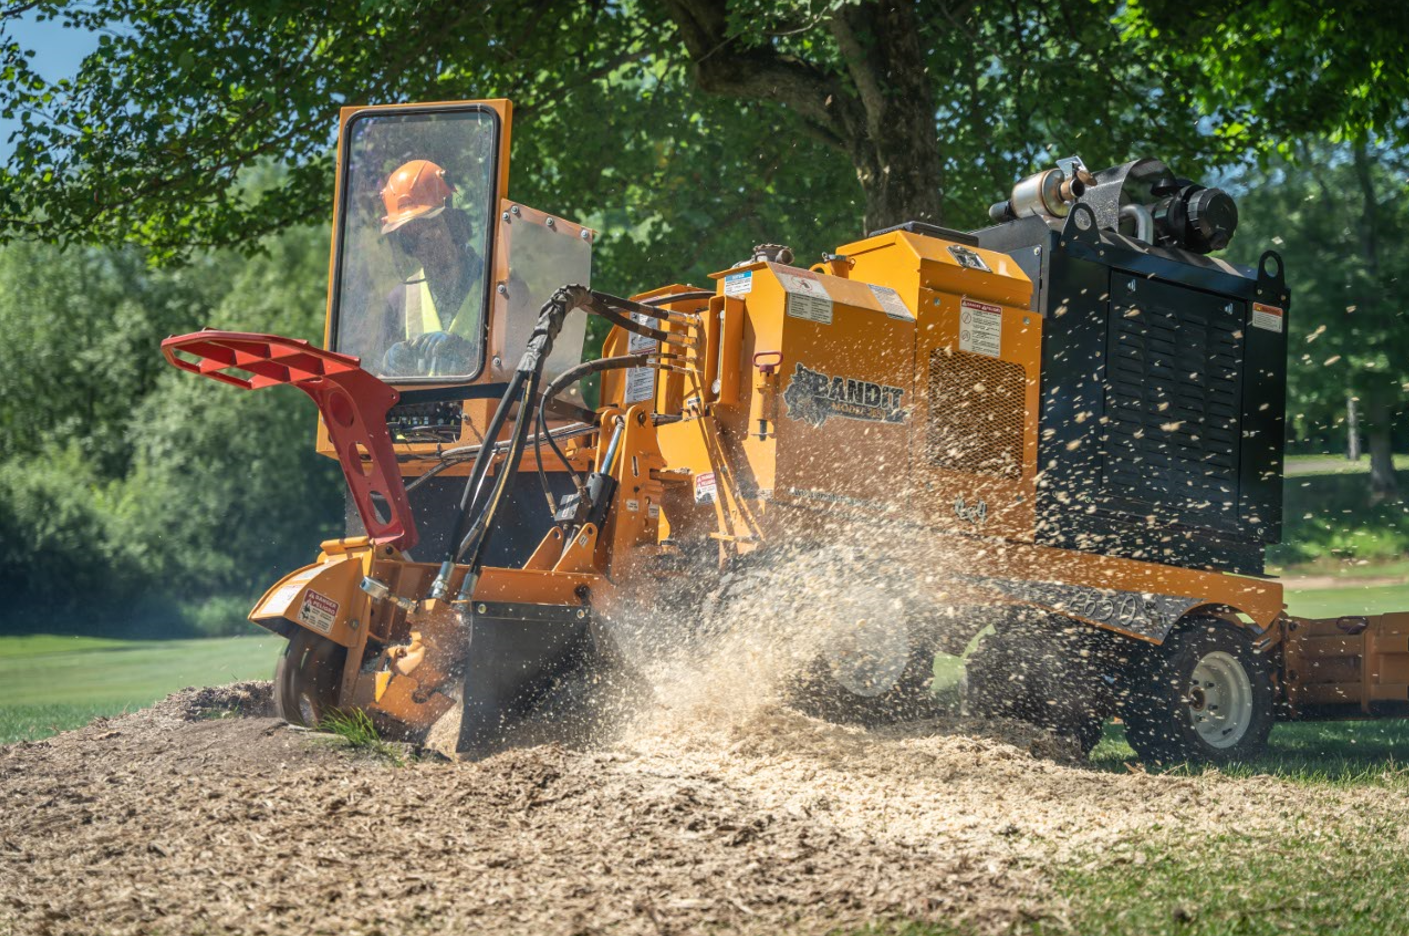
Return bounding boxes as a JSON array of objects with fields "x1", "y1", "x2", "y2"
[{"x1": 327, "y1": 102, "x2": 502, "y2": 385}]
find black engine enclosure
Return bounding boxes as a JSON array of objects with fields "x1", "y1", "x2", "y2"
[{"x1": 975, "y1": 206, "x2": 1290, "y2": 575}]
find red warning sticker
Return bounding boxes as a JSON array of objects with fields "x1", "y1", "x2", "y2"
[
  {"x1": 695, "y1": 471, "x2": 717, "y2": 505},
  {"x1": 298, "y1": 590, "x2": 339, "y2": 634},
  {"x1": 1251, "y1": 302, "x2": 1284, "y2": 333}
]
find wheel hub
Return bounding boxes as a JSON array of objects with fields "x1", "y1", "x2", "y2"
[{"x1": 1187, "y1": 650, "x2": 1254, "y2": 749}]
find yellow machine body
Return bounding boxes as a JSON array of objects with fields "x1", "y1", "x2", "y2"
[{"x1": 176, "y1": 96, "x2": 1408, "y2": 761}]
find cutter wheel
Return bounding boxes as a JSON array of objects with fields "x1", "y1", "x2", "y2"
[{"x1": 273, "y1": 629, "x2": 347, "y2": 728}]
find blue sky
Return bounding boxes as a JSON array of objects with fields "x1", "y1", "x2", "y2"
[{"x1": 0, "y1": 11, "x2": 100, "y2": 160}]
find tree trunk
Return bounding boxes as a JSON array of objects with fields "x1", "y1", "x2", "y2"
[
  {"x1": 663, "y1": 0, "x2": 944, "y2": 232},
  {"x1": 1366, "y1": 397, "x2": 1400, "y2": 499},
  {"x1": 829, "y1": 3, "x2": 944, "y2": 230},
  {"x1": 1347, "y1": 395, "x2": 1362, "y2": 461},
  {"x1": 1350, "y1": 142, "x2": 1397, "y2": 499}
]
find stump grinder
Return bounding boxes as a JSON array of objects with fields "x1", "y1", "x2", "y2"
[{"x1": 163, "y1": 99, "x2": 1409, "y2": 763}]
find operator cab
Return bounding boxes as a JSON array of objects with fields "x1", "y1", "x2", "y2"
[{"x1": 321, "y1": 100, "x2": 593, "y2": 449}]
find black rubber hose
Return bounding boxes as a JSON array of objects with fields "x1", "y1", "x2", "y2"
[
  {"x1": 581, "y1": 294, "x2": 677, "y2": 344},
  {"x1": 533, "y1": 353, "x2": 651, "y2": 512},
  {"x1": 455, "y1": 365, "x2": 542, "y2": 567},
  {"x1": 641, "y1": 289, "x2": 713, "y2": 307},
  {"x1": 441, "y1": 367, "x2": 527, "y2": 565},
  {"x1": 442, "y1": 285, "x2": 590, "y2": 568},
  {"x1": 407, "y1": 422, "x2": 596, "y2": 495},
  {"x1": 451, "y1": 285, "x2": 592, "y2": 576}
]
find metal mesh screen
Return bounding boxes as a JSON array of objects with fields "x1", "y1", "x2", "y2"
[{"x1": 926, "y1": 349, "x2": 1025, "y2": 479}]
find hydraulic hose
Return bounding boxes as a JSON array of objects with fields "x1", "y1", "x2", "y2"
[
  {"x1": 453, "y1": 364, "x2": 543, "y2": 573},
  {"x1": 406, "y1": 422, "x2": 597, "y2": 495},
  {"x1": 425, "y1": 284, "x2": 593, "y2": 602},
  {"x1": 533, "y1": 353, "x2": 651, "y2": 512}
]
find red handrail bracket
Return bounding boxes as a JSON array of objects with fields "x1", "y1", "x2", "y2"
[{"x1": 162, "y1": 330, "x2": 417, "y2": 552}]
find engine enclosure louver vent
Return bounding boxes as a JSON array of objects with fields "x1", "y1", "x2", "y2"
[
  {"x1": 971, "y1": 211, "x2": 1288, "y2": 576},
  {"x1": 926, "y1": 348, "x2": 1025, "y2": 479},
  {"x1": 1103, "y1": 276, "x2": 1244, "y2": 530}
]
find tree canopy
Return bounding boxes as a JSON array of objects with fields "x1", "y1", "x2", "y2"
[
  {"x1": 0, "y1": 1, "x2": 1407, "y2": 634},
  {"x1": 3, "y1": 0, "x2": 1404, "y2": 281}
]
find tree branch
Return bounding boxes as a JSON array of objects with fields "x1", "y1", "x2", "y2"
[{"x1": 661, "y1": 0, "x2": 862, "y2": 150}]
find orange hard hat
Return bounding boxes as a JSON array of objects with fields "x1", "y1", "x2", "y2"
[{"x1": 380, "y1": 159, "x2": 456, "y2": 235}]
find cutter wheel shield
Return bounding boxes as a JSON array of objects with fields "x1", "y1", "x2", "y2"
[
  {"x1": 1121, "y1": 619, "x2": 1275, "y2": 766},
  {"x1": 274, "y1": 629, "x2": 348, "y2": 728},
  {"x1": 455, "y1": 604, "x2": 595, "y2": 757}
]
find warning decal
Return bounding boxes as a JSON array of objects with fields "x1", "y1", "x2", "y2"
[
  {"x1": 1251, "y1": 302, "x2": 1284, "y2": 333},
  {"x1": 298, "y1": 590, "x2": 339, "y2": 635},
  {"x1": 262, "y1": 565, "x2": 323, "y2": 616},
  {"x1": 623, "y1": 312, "x2": 658, "y2": 405},
  {"x1": 723, "y1": 270, "x2": 753, "y2": 297},
  {"x1": 774, "y1": 267, "x2": 834, "y2": 325},
  {"x1": 959, "y1": 298, "x2": 1003, "y2": 357},
  {"x1": 868, "y1": 284, "x2": 914, "y2": 321},
  {"x1": 695, "y1": 471, "x2": 717, "y2": 505}
]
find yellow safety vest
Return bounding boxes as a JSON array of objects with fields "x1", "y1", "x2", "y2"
[{"x1": 402, "y1": 269, "x2": 481, "y2": 342}]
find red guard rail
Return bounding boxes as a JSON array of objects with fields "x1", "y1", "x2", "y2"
[{"x1": 161, "y1": 330, "x2": 417, "y2": 552}]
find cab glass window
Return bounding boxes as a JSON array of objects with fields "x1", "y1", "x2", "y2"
[{"x1": 330, "y1": 107, "x2": 499, "y2": 381}]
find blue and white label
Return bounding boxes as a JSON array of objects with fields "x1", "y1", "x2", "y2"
[{"x1": 723, "y1": 270, "x2": 753, "y2": 297}]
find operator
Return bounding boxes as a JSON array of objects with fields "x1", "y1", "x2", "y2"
[{"x1": 378, "y1": 159, "x2": 485, "y2": 377}]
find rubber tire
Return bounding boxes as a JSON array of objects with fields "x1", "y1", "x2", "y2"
[
  {"x1": 1121, "y1": 619, "x2": 1274, "y2": 767},
  {"x1": 791, "y1": 645, "x2": 941, "y2": 727},
  {"x1": 966, "y1": 629, "x2": 1105, "y2": 758},
  {"x1": 273, "y1": 629, "x2": 348, "y2": 728}
]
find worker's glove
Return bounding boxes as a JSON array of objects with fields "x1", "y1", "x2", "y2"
[
  {"x1": 382, "y1": 340, "x2": 420, "y2": 377},
  {"x1": 382, "y1": 332, "x2": 474, "y2": 376},
  {"x1": 408, "y1": 331, "x2": 456, "y2": 356},
  {"x1": 419, "y1": 331, "x2": 474, "y2": 373}
]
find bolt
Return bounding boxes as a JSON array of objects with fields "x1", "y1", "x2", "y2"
[
  {"x1": 501, "y1": 211, "x2": 511, "y2": 223},
  {"x1": 576, "y1": 610, "x2": 586, "y2": 620},
  {"x1": 476, "y1": 603, "x2": 487, "y2": 614},
  {"x1": 1033, "y1": 246, "x2": 1042, "y2": 256},
  {"x1": 510, "y1": 205, "x2": 521, "y2": 216},
  {"x1": 580, "y1": 230, "x2": 591, "y2": 241},
  {"x1": 497, "y1": 283, "x2": 508, "y2": 295},
  {"x1": 545, "y1": 217, "x2": 556, "y2": 228},
  {"x1": 1126, "y1": 279, "x2": 1136, "y2": 293}
]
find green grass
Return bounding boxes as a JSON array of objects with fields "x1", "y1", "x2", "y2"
[
  {"x1": 0, "y1": 634, "x2": 281, "y2": 744},
  {"x1": 318, "y1": 708, "x2": 406, "y2": 766},
  {"x1": 1285, "y1": 452, "x2": 1409, "y2": 477},
  {"x1": 1283, "y1": 579, "x2": 1409, "y2": 618},
  {"x1": 1274, "y1": 465, "x2": 1409, "y2": 566},
  {"x1": 1086, "y1": 718, "x2": 1409, "y2": 783},
  {"x1": 1035, "y1": 827, "x2": 1409, "y2": 936}
]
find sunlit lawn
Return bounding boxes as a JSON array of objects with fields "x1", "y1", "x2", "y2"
[
  {"x1": 1285, "y1": 452, "x2": 1409, "y2": 476},
  {"x1": 0, "y1": 634, "x2": 281, "y2": 744}
]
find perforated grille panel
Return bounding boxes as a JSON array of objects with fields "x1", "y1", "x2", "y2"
[
  {"x1": 1103, "y1": 276, "x2": 1243, "y2": 524},
  {"x1": 926, "y1": 349, "x2": 1026, "y2": 479}
]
